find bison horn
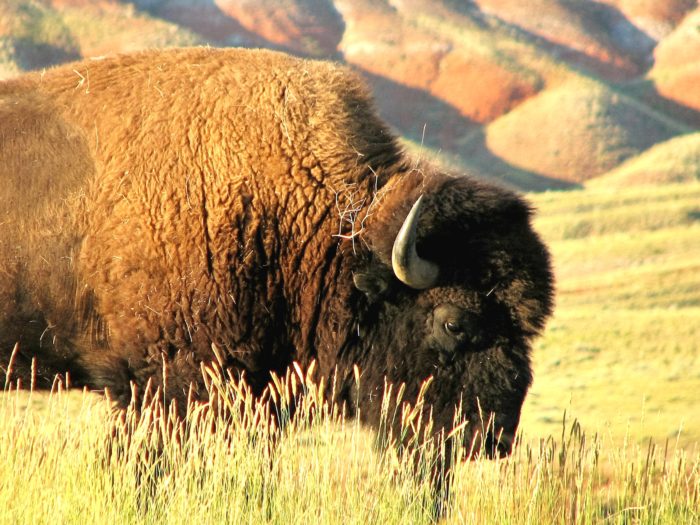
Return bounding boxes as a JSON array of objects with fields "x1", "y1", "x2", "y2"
[{"x1": 391, "y1": 195, "x2": 439, "y2": 289}]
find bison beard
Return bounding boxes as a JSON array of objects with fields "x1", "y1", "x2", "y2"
[{"x1": 0, "y1": 48, "x2": 553, "y2": 465}]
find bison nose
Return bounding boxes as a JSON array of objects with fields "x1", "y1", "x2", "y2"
[
  {"x1": 484, "y1": 428, "x2": 515, "y2": 458},
  {"x1": 465, "y1": 427, "x2": 516, "y2": 459}
]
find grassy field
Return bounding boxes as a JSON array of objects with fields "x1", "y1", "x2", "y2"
[
  {"x1": 523, "y1": 181, "x2": 700, "y2": 450},
  {"x1": 1, "y1": 180, "x2": 699, "y2": 523}
]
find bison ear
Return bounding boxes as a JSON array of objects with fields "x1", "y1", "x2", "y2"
[{"x1": 352, "y1": 272, "x2": 388, "y2": 302}]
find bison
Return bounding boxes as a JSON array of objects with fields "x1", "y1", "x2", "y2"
[{"x1": 0, "y1": 47, "x2": 553, "y2": 455}]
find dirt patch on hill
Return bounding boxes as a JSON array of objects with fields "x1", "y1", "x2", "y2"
[
  {"x1": 431, "y1": 51, "x2": 540, "y2": 123},
  {"x1": 652, "y1": 7, "x2": 700, "y2": 71},
  {"x1": 337, "y1": 1, "x2": 448, "y2": 91},
  {"x1": 216, "y1": 0, "x2": 344, "y2": 56},
  {"x1": 338, "y1": 0, "x2": 544, "y2": 124},
  {"x1": 651, "y1": 66, "x2": 700, "y2": 116}
]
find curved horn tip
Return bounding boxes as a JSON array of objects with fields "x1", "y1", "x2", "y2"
[{"x1": 391, "y1": 195, "x2": 439, "y2": 290}]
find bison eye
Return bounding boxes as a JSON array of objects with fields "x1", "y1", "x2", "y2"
[
  {"x1": 444, "y1": 320, "x2": 463, "y2": 335},
  {"x1": 433, "y1": 304, "x2": 471, "y2": 349}
]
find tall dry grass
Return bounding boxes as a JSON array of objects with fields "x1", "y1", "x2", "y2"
[{"x1": 1, "y1": 358, "x2": 697, "y2": 524}]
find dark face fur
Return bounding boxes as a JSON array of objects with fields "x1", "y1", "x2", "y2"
[{"x1": 350, "y1": 173, "x2": 553, "y2": 457}]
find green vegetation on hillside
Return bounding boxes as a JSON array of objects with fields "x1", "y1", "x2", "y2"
[
  {"x1": 56, "y1": 3, "x2": 201, "y2": 57},
  {"x1": 589, "y1": 133, "x2": 700, "y2": 187},
  {"x1": 0, "y1": 0, "x2": 201, "y2": 79},
  {"x1": 405, "y1": 2, "x2": 576, "y2": 87},
  {"x1": 0, "y1": 0, "x2": 78, "y2": 74}
]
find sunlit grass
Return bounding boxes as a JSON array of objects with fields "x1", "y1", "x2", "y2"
[
  {"x1": 0, "y1": 365, "x2": 445, "y2": 525},
  {"x1": 522, "y1": 181, "x2": 700, "y2": 448},
  {"x1": 452, "y1": 418, "x2": 699, "y2": 525},
  {"x1": 533, "y1": 182, "x2": 700, "y2": 240},
  {"x1": 1, "y1": 374, "x2": 697, "y2": 525}
]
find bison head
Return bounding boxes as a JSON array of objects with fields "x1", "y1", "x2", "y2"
[{"x1": 345, "y1": 172, "x2": 554, "y2": 457}]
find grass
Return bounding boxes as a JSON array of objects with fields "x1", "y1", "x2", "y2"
[
  {"x1": 522, "y1": 181, "x2": 700, "y2": 449},
  {"x1": 1, "y1": 371, "x2": 698, "y2": 524},
  {"x1": 0, "y1": 367, "x2": 444, "y2": 525},
  {"x1": 533, "y1": 182, "x2": 700, "y2": 240},
  {"x1": 1, "y1": 179, "x2": 699, "y2": 523},
  {"x1": 451, "y1": 421, "x2": 699, "y2": 524}
]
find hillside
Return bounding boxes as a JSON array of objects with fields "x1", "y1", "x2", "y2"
[
  {"x1": 647, "y1": 6, "x2": 700, "y2": 116},
  {"x1": 473, "y1": 0, "x2": 654, "y2": 79},
  {"x1": 599, "y1": 0, "x2": 696, "y2": 40},
  {"x1": 1, "y1": 0, "x2": 698, "y2": 191},
  {"x1": 0, "y1": 0, "x2": 80, "y2": 75},
  {"x1": 475, "y1": 80, "x2": 689, "y2": 183},
  {"x1": 589, "y1": 132, "x2": 700, "y2": 187}
]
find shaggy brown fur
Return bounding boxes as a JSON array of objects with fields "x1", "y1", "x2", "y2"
[{"x1": 0, "y1": 48, "x2": 553, "y2": 451}]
